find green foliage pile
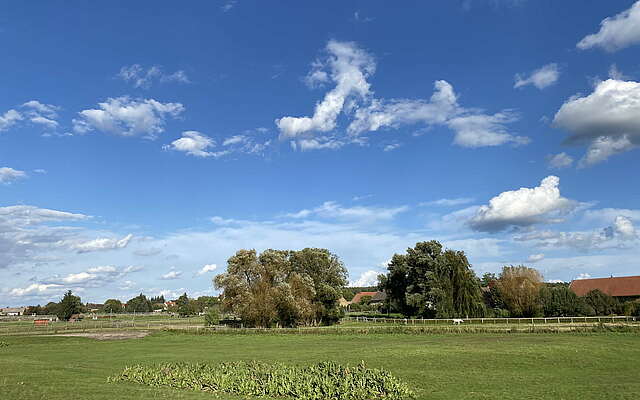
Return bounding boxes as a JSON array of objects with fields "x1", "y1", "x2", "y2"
[{"x1": 109, "y1": 361, "x2": 414, "y2": 400}]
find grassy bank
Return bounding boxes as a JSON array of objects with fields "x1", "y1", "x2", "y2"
[{"x1": 1, "y1": 331, "x2": 639, "y2": 399}]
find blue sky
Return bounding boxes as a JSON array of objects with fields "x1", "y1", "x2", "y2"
[{"x1": 2, "y1": 1, "x2": 640, "y2": 306}]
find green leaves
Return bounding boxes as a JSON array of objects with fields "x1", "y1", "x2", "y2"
[{"x1": 109, "y1": 361, "x2": 414, "y2": 399}]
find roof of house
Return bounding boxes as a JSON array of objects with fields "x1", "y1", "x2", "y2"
[
  {"x1": 350, "y1": 291, "x2": 378, "y2": 304},
  {"x1": 1, "y1": 307, "x2": 26, "y2": 313},
  {"x1": 370, "y1": 291, "x2": 387, "y2": 302},
  {"x1": 569, "y1": 276, "x2": 640, "y2": 297}
]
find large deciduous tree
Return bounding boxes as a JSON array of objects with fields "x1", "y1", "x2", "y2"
[
  {"x1": 102, "y1": 299, "x2": 123, "y2": 313},
  {"x1": 57, "y1": 290, "x2": 83, "y2": 321},
  {"x1": 214, "y1": 248, "x2": 347, "y2": 328},
  {"x1": 495, "y1": 266, "x2": 543, "y2": 317},
  {"x1": 379, "y1": 241, "x2": 485, "y2": 318}
]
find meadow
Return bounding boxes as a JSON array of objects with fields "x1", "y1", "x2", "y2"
[{"x1": 1, "y1": 329, "x2": 639, "y2": 399}]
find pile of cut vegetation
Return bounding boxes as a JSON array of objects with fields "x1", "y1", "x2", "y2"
[{"x1": 108, "y1": 360, "x2": 414, "y2": 399}]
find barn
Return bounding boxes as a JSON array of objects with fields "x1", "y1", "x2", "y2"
[{"x1": 569, "y1": 276, "x2": 640, "y2": 301}]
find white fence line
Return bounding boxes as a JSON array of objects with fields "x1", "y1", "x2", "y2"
[{"x1": 344, "y1": 315, "x2": 637, "y2": 325}]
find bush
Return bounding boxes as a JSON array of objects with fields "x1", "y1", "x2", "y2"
[
  {"x1": 204, "y1": 308, "x2": 221, "y2": 326},
  {"x1": 109, "y1": 361, "x2": 414, "y2": 400}
]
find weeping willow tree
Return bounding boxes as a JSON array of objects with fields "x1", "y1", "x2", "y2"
[{"x1": 379, "y1": 241, "x2": 485, "y2": 318}]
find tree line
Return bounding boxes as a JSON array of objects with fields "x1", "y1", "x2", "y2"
[{"x1": 378, "y1": 241, "x2": 640, "y2": 319}]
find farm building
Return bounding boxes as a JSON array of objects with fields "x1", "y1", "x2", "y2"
[
  {"x1": 350, "y1": 291, "x2": 386, "y2": 305},
  {"x1": 0, "y1": 307, "x2": 26, "y2": 316},
  {"x1": 569, "y1": 275, "x2": 640, "y2": 301}
]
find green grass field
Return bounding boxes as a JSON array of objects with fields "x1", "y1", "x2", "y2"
[{"x1": 1, "y1": 331, "x2": 639, "y2": 399}]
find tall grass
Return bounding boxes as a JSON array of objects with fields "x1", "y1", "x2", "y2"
[{"x1": 108, "y1": 361, "x2": 414, "y2": 400}]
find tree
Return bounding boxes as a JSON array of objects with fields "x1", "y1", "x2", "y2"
[
  {"x1": 495, "y1": 266, "x2": 543, "y2": 317},
  {"x1": 176, "y1": 293, "x2": 197, "y2": 317},
  {"x1": 538, "y1": 285, "x2": 585, "y2": 317},
  {"x1": 126, "y1": 293, "x2": 153, "y2": 313},
  {"x1": 43, "y1": 302, "x2": 60, "y2": 316},
  {"x1": 214, "y1": 248, "x2": 347, "y2": 328},
  {"x1": 204, "y1": 307, "x2": 221, "y2": 326},
  {"x1": 102, "y1": 299, "x2": 123, "y2": 313},
  {"x1": 582, "y1": 289, "x2": 620, "y2": 316},
  {"x1": 57, "y1": 290, "x2": 83, "y2": 321},
  {"x1": 25, "y1": 305, "x2": 44, "y2": 315},
  {"x1": 379, "y1": 241, "x2": 485, "y2": 318}
]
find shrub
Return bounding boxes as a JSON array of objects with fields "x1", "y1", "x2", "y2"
[
  {"x1": 109, "y1": 361, "x2": 414, "y2": 400},
  {"x1": 204, "y1": 307, "x2": 221, "y2": 327}
]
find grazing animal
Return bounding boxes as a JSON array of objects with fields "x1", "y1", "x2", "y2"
[{"x1": 452, "y1": 318, "x2": 464, "y2": 325}]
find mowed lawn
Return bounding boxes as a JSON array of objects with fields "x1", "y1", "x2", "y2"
[{"x1": 1, "y1": 332, "x2": 639, "y2": 399}]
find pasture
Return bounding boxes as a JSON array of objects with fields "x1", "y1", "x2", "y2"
[{"x1": 1, "y1": 329, "x2": 639, "y2": 399}]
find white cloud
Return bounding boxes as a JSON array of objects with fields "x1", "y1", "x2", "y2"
[
  {"x1": 553, "y1": 79, "x2": 640, "y2": 165},
  {"x1": 575, "y1": 273, "x2": 592, "y2": 280},
  {"x1": 421, "y1": 198, "x2": 475, "y2": 207},
  {"x1": 164, "y1": 130, "x2": 220, "y2": 157},
  {"x1": 527, "y1": 253, "x2": 545, "y2": 263},
  {"x1": 577, "y1": 1, "x2": 640, "y2": 52},
  {"x1": 221, "y1": 0, "x2": 237, "y2": 12},
  {"x1": 72, "y1": 96, "x2": 184, "y2": 139},
  {"x1": 0, "y1": 109, "x2": 23, "y2": 131},
  {"x1": 609, "y1": 64, "x2": 629, "y2": 80},
  {"x1": 9, "y1": 283, "x2": 63, "y2": 297},
  {"x1": 276, "y1": 40, "x2": 375, "y2": 139},
  {"x1": 350, "y1": 270, "x2": 380, "y2": 287},
  {"x1": 118, "y1": 64, "x2": 190, "y2": 88},
  {"x1": 583, "y1": 208, "x2": 640, "y2": 225},
  {"x1": 514, "y1": 63, "x2": 560, "y2": 89},
  {"x1": 161, "y1": 270, "x2": 182, "y2": 280},
  {"x1": 285, "y1": 201, "x2": 408, "y2": 222},
  {"x1": 383, "y1": 143, "x2": 401, "y2": 152},
  {"x1": 446, "y1": 111, "x2": 527, "y2": 147},
  {"x1": 515, "y1": 216, "x2": 638, "y2": 250},
  {"x1": 547, "y1": 152, "x2": 574, "y2": 169},
  {"x1": 0, "y1": 167, "x2": 27, "y2": 184},
  {"x1": 469, "y1": 176, "x2": 576, "y2": 232},
  {"x1": 196, "y1": 264, "x2": 217, "y2": 276},
  {"x1": 277, "y1": 41, "x2": 526, "y2": 150},
  {"x1": 72, "y1": 233, "x2": 133, "y2": 253}
]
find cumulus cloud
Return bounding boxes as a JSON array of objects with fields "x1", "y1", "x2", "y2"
[
  {"x1": 196, "y1": 264, "x2": 217, "y2": 275},
  {"x1": 469, "y1": 176, "x2": 576, "y2": 232},
  {"x1": 0, "y1": 109, "x2": 23, "y2": 131},
  {"x1": 72, "y1": 96, "x2": 184, "y2": 139},
  {"x1": 9, "y1": 283, "x2": 63, "y2": 297},
  {"x1": 515, "y1": 216, "x2": 638, "y2": 250},
  {"x1": 527, "y1": 253, "x2": 545, "y2": 263},
  {"x1": 553, "y1": 79, "x2": 640, "y2": 165},
  {"x1": 276, "y1": 40, "x2": 375, "y2": 139},
  {"x1": 277, "y1": 41, "x2": 525, "y2": 150},
  {"x1": 285, "y1": 201, "x2": 408, "y2": 222},
  {"x1": 164, "y1": 131, "x2": 221, "y2": 157},
  {"x1": 165, "y1": 131, "x2": 272, "y2": 158},
  {"x1": 0, "y1": 167, "x2": 27, "y2": 184},
  {"x1": 21, "y1": 100, "x2": 60, "y2": 129},
  {"x1": 161, "y1": 270, "x2": 182, "y2": 280},
  {"x1": 547, "y1": 152, "x2": 574, "y2": 169},
  {"x1": 350, "y1": 270, "x2": 380, "y2": 287},
  {"x1": 514, "y1": 63, "x2": 560, "y2": 89},
  {"x1": 72, "y1": 233, "x2": 133, "y2": 253},
  {"x1": 577, "y1": 1, "x2": 640, "y2": 52},
  {"x1": 117, "y1": 64, "x2": 190, "y2": 88}
]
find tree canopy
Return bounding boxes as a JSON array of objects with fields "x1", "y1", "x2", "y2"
[
  {"x1": 214, "y1": 248, "x2": 347, "y2": 327},
  {"x1": 57, "y1": 290, "x2": 83, "y2": 321},
  {"x1": 126, "y1": 293, "x2": 153, "y2": 313},
  {"x1": 379, "y1": 240, "x2": 485, "y2": 318}
]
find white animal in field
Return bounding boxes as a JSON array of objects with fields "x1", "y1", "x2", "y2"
[{"x1": 452, "y1": 318, "x2": 464, "y2": 325}]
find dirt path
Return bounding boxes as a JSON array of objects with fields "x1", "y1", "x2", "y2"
[{"x1": 46, "y1": 331, "x2": 151, "y2": 340}]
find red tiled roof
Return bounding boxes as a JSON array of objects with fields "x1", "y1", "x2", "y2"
[
  {"x1": 350, "y1": 291, "x2": 378, "y2": 304},
  {"x1": 569, "y1": 276, "x2": 640, "y2": 297}
]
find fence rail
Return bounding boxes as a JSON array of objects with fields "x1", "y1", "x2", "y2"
[{"x1": 343, "y1": 315, "x2": 637, "y2": 325}]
